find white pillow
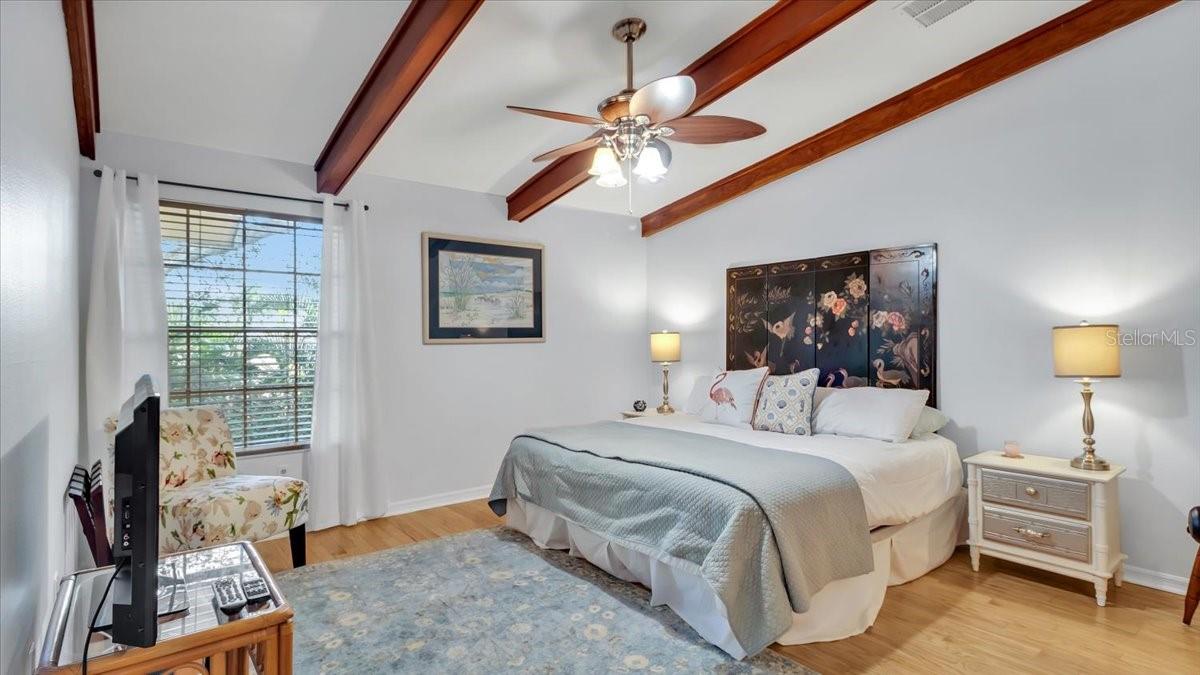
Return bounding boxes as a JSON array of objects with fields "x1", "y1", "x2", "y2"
[
  {"x1": 698, "y1": 367, "x2": 769, "y2": 428},
  {"x1": 811, "y1": 387, "x2": 930, "y2": 443},
  {"x1": 683, "y1": 374, "x2": 714, "y2": 415},
  {"x1": 910, "y1": 406, "x2": 949, "y2": 436},
  {"x1": 813, "y1": 387, "x2": 835, "y2": 408}
]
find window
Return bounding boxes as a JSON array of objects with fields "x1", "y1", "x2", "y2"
[{"x1": 160, "y1": 202, "x2": 321, "y2": 450}]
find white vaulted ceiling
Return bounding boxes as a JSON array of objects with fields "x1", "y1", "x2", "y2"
[
  {"x1": 94, "y1": 0, "x2": 1087, "y2": 218},
  {"x1": 356, "y1": 0, "x2": 773, "y2": 201},
  {"x1": 552, "y1": 0, "x2": 1085, "y2": 217},
  {"x1": 95, "y1": 0, "x2": 410, "y2": 164}
]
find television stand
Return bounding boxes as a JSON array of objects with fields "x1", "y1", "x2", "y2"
[{"x1": 36, "y1": 542, "x2": 293, "y2": 674}]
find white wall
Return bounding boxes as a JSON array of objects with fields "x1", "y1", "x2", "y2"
[
  {"x1": 86, "y1": 132, "x2": 647, "y2": 514},
  {"x1": 0, "y1": 2, "x2": 83, "y2": 671},
  {"x1": 645, "y1": 4, "x2": 1200, "y2": 585}
]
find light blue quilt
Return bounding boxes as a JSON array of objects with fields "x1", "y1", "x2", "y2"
[{"x1": 489, "y1": 421, "x2": 873, "y2": 656}]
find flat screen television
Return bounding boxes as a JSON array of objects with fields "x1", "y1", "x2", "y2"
[{"x1": 109, "y1": 374, "x2": 161, "y2": 647}]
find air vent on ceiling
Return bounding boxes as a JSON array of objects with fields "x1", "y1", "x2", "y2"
[{"x1": 899, "y1": 0, "x2": 972, "y2": 27}]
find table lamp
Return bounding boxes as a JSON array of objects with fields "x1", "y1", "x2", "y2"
[
  {"x1": 1052, "y1": 321, "x2": 1121, "y2": 470},
  {"x1": 650, "y1": 331, "x2": 681, "y2": 414}
]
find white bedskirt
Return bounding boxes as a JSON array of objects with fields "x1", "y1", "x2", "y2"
[{"x1": 505, "y1": 489, "x2": 966, "y2": 659}]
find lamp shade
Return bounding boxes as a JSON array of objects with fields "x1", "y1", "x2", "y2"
[
  {"x1": 595, "y1": 169, "x2": 627, "y2": 188},
  {"x1": 649, "y1": 331, "x2": 681, "y2": 363},
  {"x1": 634, "y1": 139, "x2": 671, "y2": 183},
  {"x1": 1052, "y1": 322, "x2": 1121, "y2": 378},
  {"x1": 588, "y1": 146, "x2": 621, "y2": 176}
]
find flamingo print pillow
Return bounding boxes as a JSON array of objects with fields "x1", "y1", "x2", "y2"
[
  {"x1": 752, "y1": 369, "x2": 821, "y2": 435},
  {"x1": 698, "y1": 367, "x2": 769, "y2": 428}
]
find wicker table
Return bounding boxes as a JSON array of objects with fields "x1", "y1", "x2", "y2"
[{"x1": 37, "y1": 542, "x2": 292, "y2": 674}]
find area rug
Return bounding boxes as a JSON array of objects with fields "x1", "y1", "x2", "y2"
[{"x1": 276, "y1": 527, "x2": 815, "y2": 674}]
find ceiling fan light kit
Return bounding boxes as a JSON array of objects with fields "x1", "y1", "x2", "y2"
[
  {"x1": 596, "y1": 168, "x2": 628, "y2": 189},
  {"x1": 634, "y1": 139, "x2": 670, "y2": 183},
  {"x1": 588, "y1": 146, "x2": 621, "y2": 177},
  {"x1": 509, "y1": 17, "x2": 765, "y2": 196}
]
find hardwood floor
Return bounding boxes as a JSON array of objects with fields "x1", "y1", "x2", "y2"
[{"x1": 256, "y1": 500, "x2": 1199, "y2": 674}]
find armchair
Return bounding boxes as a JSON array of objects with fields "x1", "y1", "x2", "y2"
[{"x1": 108, "y1": 406, "x2": 309, "y2": 567}]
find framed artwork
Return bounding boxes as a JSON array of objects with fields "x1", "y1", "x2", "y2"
[
  {"x1": 422, "y1": 233, "x2": 544, "y2": 344},
  {"x1": 726, "y1": 244, "x2": 938, "y2": 405}
]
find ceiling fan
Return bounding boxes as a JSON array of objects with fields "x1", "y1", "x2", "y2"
[{"x1": 508, "y1": 17, "x2": 766, "y2": 190}]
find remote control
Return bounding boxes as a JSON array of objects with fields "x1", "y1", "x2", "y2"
[
  {"x1": 212, "y1": 577, "x2": 246, "y2": 616},
  {"x1": 242, "y1": 577, "x2": 271, "y2": 605}
]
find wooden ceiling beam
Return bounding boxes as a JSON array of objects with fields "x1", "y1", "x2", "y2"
[
  {"x1": 641, "y1": 0, "x2": 1177, "y2": 237},
  {"x1": 315, "y1": 0, "x2": 483, "y2": 195},
  {"x1": 62, "y1": 0, "x2": 100, "y2": 160},
  {"x1": 505, "y1": 0, "x2": 870, "y2": 223}
]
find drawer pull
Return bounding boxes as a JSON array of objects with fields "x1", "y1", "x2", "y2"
[
  {"x1": 1014, "y1": 526, "x2": 1050, "y2": 539},
  {"x1": 1024, "y1": 487, "x2": 1039, "y2": 497}
]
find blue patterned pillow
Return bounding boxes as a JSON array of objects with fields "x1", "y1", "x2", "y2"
[{"x1": 752, "y1": 369, "x2": 820, "y2": 435}]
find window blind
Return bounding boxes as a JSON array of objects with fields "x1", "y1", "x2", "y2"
[{"x1": 160, "y1": 201, "x2": 321, "y2": 450}]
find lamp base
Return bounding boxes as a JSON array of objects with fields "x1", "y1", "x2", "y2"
[
  {"x1": 1070, "y1": 452, "x2": 1110, "y2": 471},
  {"x1": 1071, "y1": 380, "x2": 1109, "y2": 471},
  {"x1": 657, "y1": 362, "x2": 675, "y2": 415}
]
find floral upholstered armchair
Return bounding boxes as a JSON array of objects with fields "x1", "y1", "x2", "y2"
[{"x1": 107, "y1": 406, "x2": 310, "y2": 566}]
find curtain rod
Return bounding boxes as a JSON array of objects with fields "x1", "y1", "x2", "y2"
[{"x1": 91, "y1": 169, "x2": 368, "y2": 211}]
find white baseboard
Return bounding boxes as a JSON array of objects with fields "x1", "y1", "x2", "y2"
[
  {"x1": 1123, "y1": 564, "x2": 1188, "y2": 596},
  {"x1": 387, "y1": 484, "x2": 491, "y2": 517}
]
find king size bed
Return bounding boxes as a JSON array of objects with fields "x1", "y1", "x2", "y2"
[{"x1": 489, "y1": 244, "x2": 963, "y2": 659}]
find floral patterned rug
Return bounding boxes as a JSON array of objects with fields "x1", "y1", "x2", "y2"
[{"x1": 277, "y1": 527, "x2": 816, "y2": 674}]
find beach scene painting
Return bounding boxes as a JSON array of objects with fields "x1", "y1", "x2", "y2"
[
  {"x1": 437, "y1": 250, "x2": 535, "y2": 328},
  {"x1": 423, "y1": 233, "x2": 543, "y2": 343}
]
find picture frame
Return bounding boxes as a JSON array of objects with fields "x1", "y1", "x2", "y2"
[{"x1": 422, "y1": 232, "x2": 545, "y2": 344}]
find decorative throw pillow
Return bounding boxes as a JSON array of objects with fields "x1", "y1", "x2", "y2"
[
  {"x1": 698, "y1": 367, "x2": 769, "y2": 428},
  {"x1": 752, "y1": 369, "x2": 820, "y2": 435},
  {"x1": 683, "y1": 373, "x2": 717, "y2": 415}
]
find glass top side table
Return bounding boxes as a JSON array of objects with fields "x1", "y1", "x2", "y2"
[{"x1": 37, "y1": 541, "x2": 293, "y2": 674}]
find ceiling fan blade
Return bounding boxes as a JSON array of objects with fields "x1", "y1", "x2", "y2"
[
  {"x1": 532, "y1": 135, "x2": 602, "y2": 162},
  {"x1": 507, "y1": 105, "x2": 605, "y2": 126},
  {"x1": 659, "y1": 115, "x2": 766, "y2": 144},
  {"x1": 629, "y1": 75, "x2": 696, "y2": 123}
]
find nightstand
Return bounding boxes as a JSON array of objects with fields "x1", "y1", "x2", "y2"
[
  {"x1": 965, "y1": 451, "x2": 1125, "y2": 606},
  {"x1": 620, "y1": 409, "x2": 661, "y2": 419}
]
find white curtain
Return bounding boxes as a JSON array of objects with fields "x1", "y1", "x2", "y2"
[
  {"x1": 85, "y1": 167, "x2": 169, "y2": 462},
  {"x1": 308, "y1": 197, "x2": 386, "y2": 529}
]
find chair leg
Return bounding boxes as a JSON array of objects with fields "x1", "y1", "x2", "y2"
[
  {"x1": 1184, "y1": 546, "x2": 1200, "y2": 625},
  {"x1": 289, "y1": 524, "x2": 307, "y2": 568}
]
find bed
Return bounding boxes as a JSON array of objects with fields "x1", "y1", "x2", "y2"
[
  {"x1": 490, "y1": 244, "x2": 958, "y2": 658},
  {"x1": 493, "y1": 414, "x2": 963, "y2": 659}
]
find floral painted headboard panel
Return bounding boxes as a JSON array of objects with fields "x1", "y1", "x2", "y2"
[{"x1": 726, "y1": 244, "x2": 938, "y2": 406}]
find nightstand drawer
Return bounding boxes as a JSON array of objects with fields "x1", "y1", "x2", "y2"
[
  {"x1": 980, "y1": 468, "x2": 1090, "y2": 520},
  {"x1": 981, "y1": 506, "x2": 1091, "y2": 562}
]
